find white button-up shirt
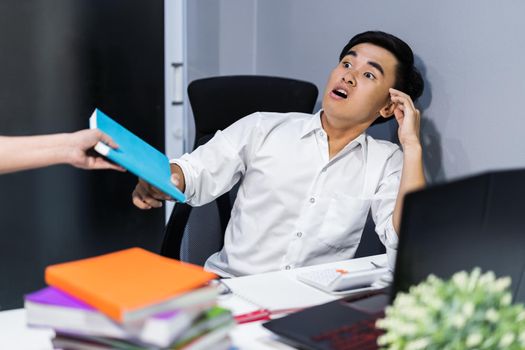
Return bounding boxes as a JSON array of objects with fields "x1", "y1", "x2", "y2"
[{"x1": 172, "y1": 111, "x2": 402, "y2": 277}]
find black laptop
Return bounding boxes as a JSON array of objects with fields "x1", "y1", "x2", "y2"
[{"x1": 263, "y1": 169, "x2": 525, "y2": 350}]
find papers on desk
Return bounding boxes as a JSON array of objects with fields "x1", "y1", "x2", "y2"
[
  {"x1": 222, "y1": 272, "x2": 338, "y2": 312},
  {"x1": 220, "y1": 255, "x2": 390, "y2": 315}
]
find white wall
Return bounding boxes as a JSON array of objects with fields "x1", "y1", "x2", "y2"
[
  {"x1": 197, "y1": 0, "x2": 525, "y2": 183},
  {"x1": 219, "y1": 0, "x2": 258, "y2": 74},
  {"x1": 185, "y1": 0, "x2": 221, "y2": 151}
]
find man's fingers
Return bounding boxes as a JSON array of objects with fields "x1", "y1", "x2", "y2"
[
  {"x1": 143, "y1": 196, "x2": 163, "y2": 208},
  {"x1": 132, "y1": 184, "x2": 151, "y2": 209},
  {"x1": 132, "y1": 186, "x2": 161, "y2": 209},
  {"x1": 389, "y1": 88, "x2": 410, "y2": 98},
  {"x1": 151, "y1": 187, "x2": 172, "y2": 201},
  {"x1": 395, "y1": 104, "x2": 406, "y2": 112},
  {"x1": 132, "y1": 194, "x2": 152, "y2": 209},
  {"x1": 389, "y1": 88, "x2": 416, "y2": 110},
  {"x1": 131, "y1": 180, "x2": 169, "y2": 209},
  {"x1": 137, "y1": 179, "x2": 171, "y2": 200}
]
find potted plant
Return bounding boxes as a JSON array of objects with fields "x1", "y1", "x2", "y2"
[{"x1": 376, "y1": 268, "x2": 525, "y2": 349}]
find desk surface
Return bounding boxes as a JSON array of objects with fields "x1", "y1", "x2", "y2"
[
  {"x1": 0, "y1": 254, "x2": 386, "y2": 350},
  {"x1": 0, "y1": 308, "x2": 292, "y2": 350}
]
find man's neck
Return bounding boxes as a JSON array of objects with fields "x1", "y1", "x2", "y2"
[{"x1": 320, "y1": 112, "x2": 369, "y2": 159}]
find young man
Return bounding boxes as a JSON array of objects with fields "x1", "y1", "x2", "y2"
[
  {"x1": 133, "y1": 31, "x2": 425, "y2": 277},
  {"x1": 0, "y1": 129, "x2": 123, "y2": 174}
]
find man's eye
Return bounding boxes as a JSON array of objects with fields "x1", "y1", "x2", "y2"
[
  {"x1": 343, "y1": 62, "x2": 352, "y2": 69},
  {"x1": 364, "y1": 72, "x2": 376, "y2": 80}
]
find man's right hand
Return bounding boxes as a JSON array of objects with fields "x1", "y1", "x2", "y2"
[{"x1": 132, "y1": 166, "x2": 185, "y2": 209}]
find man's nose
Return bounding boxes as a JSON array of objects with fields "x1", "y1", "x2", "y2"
[{"x1": 342, "y1": 72, "x2": 356, "y2": 86}]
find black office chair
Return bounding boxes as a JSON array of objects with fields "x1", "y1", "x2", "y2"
[
  {"x1": 354, "y1": 212, "x2": 386, "y2": 258},
  {"x1": 160, "y1": 75, "x2": 319, "y2": 265}
]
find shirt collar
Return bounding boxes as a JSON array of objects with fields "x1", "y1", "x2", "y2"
[
  {"x1": 301, "y1": 109, "x2": 368, "y2": 153},
  {"x1": 343, "y1": 132, "x2": 368, "y2": 157},
  {"x1": 300, "y1": 110, "x2": 324, "y2": 138}
]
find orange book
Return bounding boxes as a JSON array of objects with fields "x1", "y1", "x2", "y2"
[{"x1": 45, "y1": 247, "x2": 217, "y2": 323}]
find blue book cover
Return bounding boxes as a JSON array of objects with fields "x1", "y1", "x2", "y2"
[{"x1": 89, "y1": 109, "x2": 186, "y2": 203}]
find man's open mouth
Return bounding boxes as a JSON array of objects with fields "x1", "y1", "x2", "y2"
[{"x1": 332, "y1": 89, "x2": 348, "y2": 99}]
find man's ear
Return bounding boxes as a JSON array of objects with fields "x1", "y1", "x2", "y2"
[{"x1": 379, "y1": 101, "x2": 396, "y2": 118}]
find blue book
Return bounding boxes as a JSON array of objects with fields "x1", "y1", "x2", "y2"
[{"x1": 89, "y1": 109, "x2": 186, "y2": 203}]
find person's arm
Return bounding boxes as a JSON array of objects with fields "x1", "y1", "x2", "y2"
[
  {"x1": 0, "y1": 129, "x2": 123, "y2": 174},
  {"x1": 131, "y1": 112, "x2": 263, "y2": 210},
  {"x1": 389, "y1": 88, "x2": 426, "y2": 234}
]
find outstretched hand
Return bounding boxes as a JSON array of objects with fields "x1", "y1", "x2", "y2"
[
  {"x1": 65, "y1": 129, "x2": 125, "y2": 171},
  {"x1": 132, "y1": 173, "x2": 183, "y2": 209},
  {"x1": 389, "y1": 88, "x2": 421, "y2": 148}
]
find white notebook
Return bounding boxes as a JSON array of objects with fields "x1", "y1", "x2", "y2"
[{"x1": 221, "y1": 271, "x2": 338, "y2": 313}]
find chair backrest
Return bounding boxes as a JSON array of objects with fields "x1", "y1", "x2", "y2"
[
  {"x1": 160, "y1": 75, "x2": 319, "y2": 264},
  {"x1": 353, "y1": 212, "x2": 386, "y2": 258}
]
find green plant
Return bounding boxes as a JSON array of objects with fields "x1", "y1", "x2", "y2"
[{"x1": 376, "y1": 268, "x2": 525, "y2": 350}]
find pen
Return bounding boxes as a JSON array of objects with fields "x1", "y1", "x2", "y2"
[
  {"x1": 234, "y1": 307, "x2": 304, "y2": 324},
  {"x1": 234, "y1": 309, "x2": 271, "y2": 324}
]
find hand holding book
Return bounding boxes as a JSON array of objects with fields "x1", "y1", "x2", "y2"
[
  {"x1": 65, "y1": 129, "x2": 125, "y2": 172},
  {"x1": 132, "y1": 169, "x2": 185, "y2": 209},
  {"x1": 90, "y1": 108, "x2": 186, "y2": 203},
  {"x1": 0, "y1": 128, "x2": 124, "y2": 174}
]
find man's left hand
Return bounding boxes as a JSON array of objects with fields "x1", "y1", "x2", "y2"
[{"x1": 389, "y1": 88, "x2": 421, "y2": 148}]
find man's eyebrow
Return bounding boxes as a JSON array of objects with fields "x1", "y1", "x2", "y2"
[
  {"x1": 344, "y1": 50, "x2": 385, "y2": 76},
  {"x1": 368, "y1": 61, "x2": 384, "y2": 76}
]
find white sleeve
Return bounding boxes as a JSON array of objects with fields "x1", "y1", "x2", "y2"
[
  {"x1": 370, "y1": 148, "x2": 403, "y2": 269},
  {"x1": 170, "y1": 113, "x2": 261, "y2": 206}
]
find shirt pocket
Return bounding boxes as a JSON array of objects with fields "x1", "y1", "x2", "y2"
[{"x1": 317, "y1": 194, "x2": 371, "y2": 253}]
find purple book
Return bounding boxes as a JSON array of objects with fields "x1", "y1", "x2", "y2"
[
  {"x1": 26, "y1": 287, "x2": 183, "y2": 318},
  {"x1": 26, "y1": 287, "x2": 95, "y2": 310},
  {"x1": 25, "y1": 287, "x2": 206, "y2": 347}
]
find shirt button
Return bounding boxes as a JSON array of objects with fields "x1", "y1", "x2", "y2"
[
  {"x1": 296, "y1": 232, "x2": 303, "y2": 238},
  {"x1": 285, "y1": 265, "x2": 291, "y2": 270},
  {"x1": 319, "y1": 131, "x2": 325, "y2": 137},
  {"x1": 309, "y1": 197, "x2": 316, "y2": 203}
]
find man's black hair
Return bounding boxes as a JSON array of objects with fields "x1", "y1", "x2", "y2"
[{"x1": 339, "y1": 31, "x2": 424, "y2": 102}]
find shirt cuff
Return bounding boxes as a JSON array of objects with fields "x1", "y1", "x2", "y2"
[
  {"x1": 383, "y1": 217, "x2": 399, "y2": 271},
  {"x1": 383, "y1": 216, "x2": 399, "y2": 249},
  {"x1": 386, "y1": 246, "x2": 397, "y2": 272},
  {"x1": 170, "y1": 158, "x2": 195, "y2": 202}
]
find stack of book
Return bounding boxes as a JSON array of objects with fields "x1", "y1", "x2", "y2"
[{"x1": 24, "y1": 247, "x2": 234, "y2": 350}]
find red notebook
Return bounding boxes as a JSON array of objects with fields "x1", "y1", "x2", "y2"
[{"x1": 45, "y1": 247, "x2": 217, "y2": 323}]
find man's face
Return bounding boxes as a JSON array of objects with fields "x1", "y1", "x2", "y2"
[{"x1": 322, "y1": 43, "x2": 398, "y2": 126}]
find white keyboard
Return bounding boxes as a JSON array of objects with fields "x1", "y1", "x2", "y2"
[{"x1": 296, "y1": 266, "x2": 389, "y2": 293}]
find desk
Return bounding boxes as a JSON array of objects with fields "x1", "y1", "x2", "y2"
[
  {"x1": 0, "y1": 308, "x2": 291, "y2": 350},
  {"x1": 0, "y1": 254, "x2": 386, "y2": 349}
]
